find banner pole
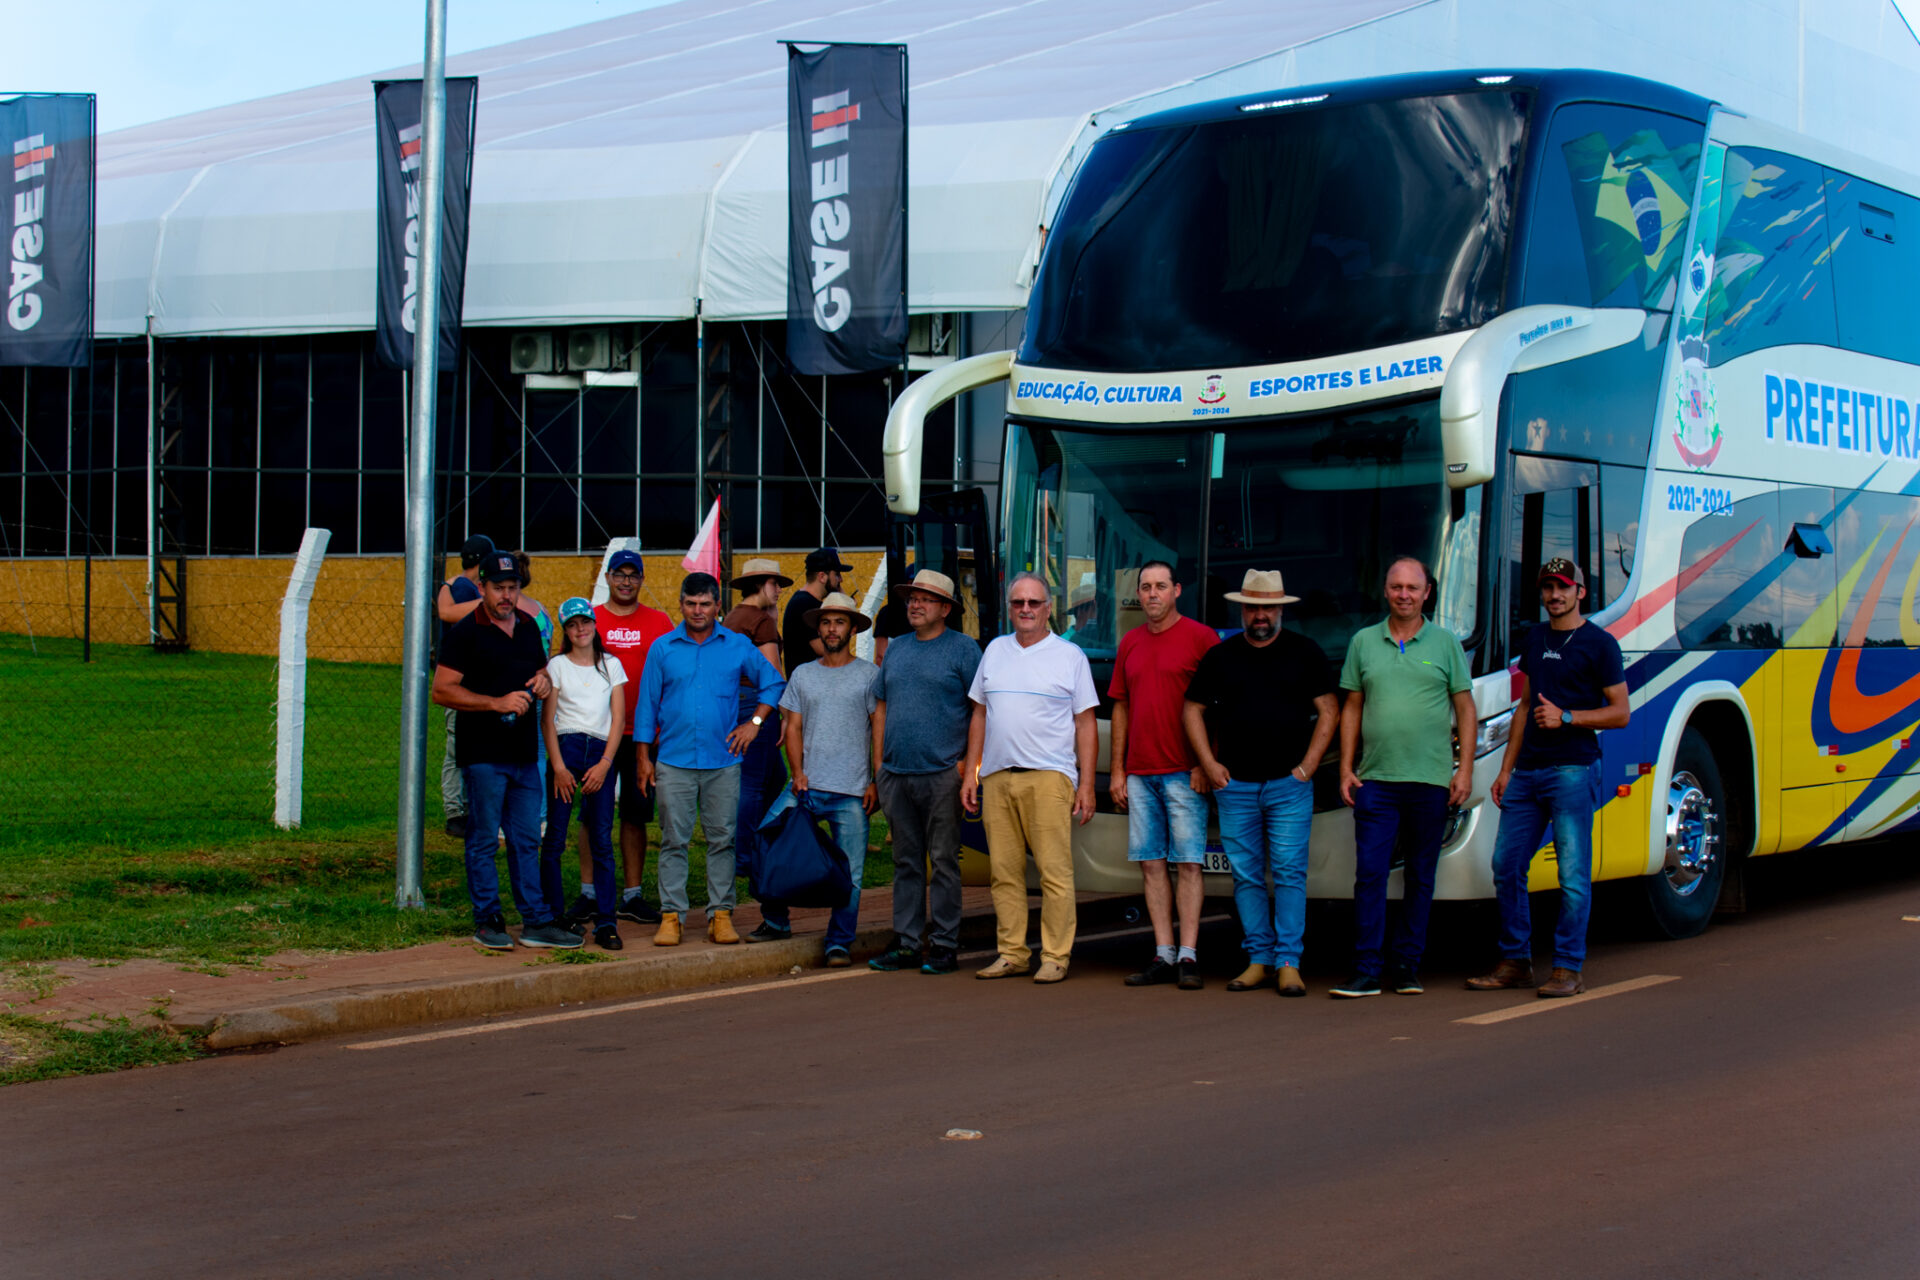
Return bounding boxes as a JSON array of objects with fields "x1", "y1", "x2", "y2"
[{"x1": 396, "y1": 0, "x2": 450, "y2": 910}]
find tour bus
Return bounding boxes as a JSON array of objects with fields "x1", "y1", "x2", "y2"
[{"x1": 883, "y1": 68, "x2": 1920, "y2": 938}]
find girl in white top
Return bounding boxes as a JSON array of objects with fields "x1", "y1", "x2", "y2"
[{"x1": 541, "y1": 597, "x2": 628, "y2": 948}]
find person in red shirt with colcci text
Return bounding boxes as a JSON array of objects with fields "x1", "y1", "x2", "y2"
[{"x1": 588, "y1": 549, "x2": 675, "y2": 925}]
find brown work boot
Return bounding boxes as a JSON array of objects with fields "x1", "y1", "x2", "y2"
[
  {"x1": 1226, "y1": 964, "x2": 1270, "y2": 992},
  {"x1": 652, "y1": 912, "x2": 682, "y2": 947},
  {"x1": 1537, "y1": 967, "x2": 1586, "y2": 998},
  {"x1": 1277, "y1": 966, "x2": 1307, "y2": 997},
  {"x1": 1466, "y1": 959, "x2": 1534, "y2": 990},
  {"x1": 707, "y1": 909, "x2": 740, "y2": 945}
]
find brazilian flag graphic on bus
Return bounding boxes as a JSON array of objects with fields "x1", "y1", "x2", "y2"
[{"x1": 1561, "y1": 129, "x2": 1700, "y2": 309}]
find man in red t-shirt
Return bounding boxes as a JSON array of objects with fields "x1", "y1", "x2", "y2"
[
  {"x1": 1108, "y1": 561, "x2": 1218, "y2": 990},
  {"x1": 585, "y1": 549, "x2": 675, "y2": 925}
]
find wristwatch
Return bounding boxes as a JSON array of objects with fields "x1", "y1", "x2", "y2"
[
  {"x1": 1560, "y1": 710, "x2": 1573, "y2": 726},
  {"x1": 750, "y1": 714, "x2": 765, "y2": 727}
]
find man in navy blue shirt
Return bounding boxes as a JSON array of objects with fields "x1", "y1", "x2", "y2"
[
  {"x1": 633, "y1": 573, "x2": 786, "y2": 947},
  {"x1": 1470, "y1": 558, "x2": 1629, "y2": 998}
]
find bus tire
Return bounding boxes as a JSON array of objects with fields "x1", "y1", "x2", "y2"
[{"x1": 1645, "y1": 726, "x2": 1727, "y2": 939}]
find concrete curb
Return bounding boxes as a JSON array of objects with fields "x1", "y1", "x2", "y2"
[{"x1": 181, "y1": 926, "x2": 896, "y2": 1051}]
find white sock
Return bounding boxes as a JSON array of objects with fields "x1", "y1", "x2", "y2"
[
  {"x1": 621, "y1": 886, "x2": 645, "y2": 902},
  {"x1": 1178, "y1": 946, "x2": 1197, "y2": 963},
  {"x1": 1155, "y1": 945, "x2": 1177, "y2": 964}
]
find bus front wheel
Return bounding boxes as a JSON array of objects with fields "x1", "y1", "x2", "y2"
[{"x1": 1645, "y1": 727, "x2": 1727, "y2": 939}]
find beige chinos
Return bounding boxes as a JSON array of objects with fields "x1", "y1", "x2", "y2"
[{"x1": 981, "y1": 767, "x2": 1077, "y2": 967}]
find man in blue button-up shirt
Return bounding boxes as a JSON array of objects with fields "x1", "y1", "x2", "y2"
[{"x1": 633, "y1": 572, "x2": 785, "y2": 946}]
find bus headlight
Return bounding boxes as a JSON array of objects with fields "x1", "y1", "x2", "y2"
[{"x1": 1474, "y1": 708, "x2": 1514, "y2": 759}]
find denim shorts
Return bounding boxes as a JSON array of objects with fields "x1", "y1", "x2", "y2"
[{"x1": 1126, "y1": 772, "x2": 1208, "y2": 864}]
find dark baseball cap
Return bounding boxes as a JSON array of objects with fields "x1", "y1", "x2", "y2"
[
  {"x1": 606, "y1": 549, "x2": 644, "y2": 576},
  {"x1": 1538, "y1": 557, "x2": 1584, "y2": 587},
  {"x1": 805, "y1": 546, "x2": 854, "y2": 574},
  {"x1": 459, "y1": 534, "x2": 496, "y2": 568},
  {"x1": 478, "y1": 552, "x2": 522, "y2": 584}
]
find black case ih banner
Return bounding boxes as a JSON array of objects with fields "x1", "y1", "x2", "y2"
[
  {"x1": 786, "y1": 44, "x2": 907, "y2": 376},
  {"x1": 1, "y1": 94, "x2": 93, "y2": 368},
  {"x1": 373, "y1": 77, "x2": 478, "y2": 371}
]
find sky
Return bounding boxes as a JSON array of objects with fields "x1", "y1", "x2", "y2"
[{"x1": 11, "y1": 0, "x2": 682, "y2": 133}]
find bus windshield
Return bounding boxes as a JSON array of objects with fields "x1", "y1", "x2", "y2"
[
  {"x1": 1021, "y1": 90, "x2": 1530, "y2": 373},
  {"x1": 1004, "y1": 400, "x2": 1480, "y2": 677}
]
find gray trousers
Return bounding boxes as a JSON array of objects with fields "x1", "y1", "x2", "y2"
[
  {"x1": 656, "y1": 761, "x2": 742, "y2": 916},
  {"x1": 877, "y1": 766, "x2": 965, "y2": 950},
  {"x1": 441, "y1": 707, "x2": 466, "y2": 819}
]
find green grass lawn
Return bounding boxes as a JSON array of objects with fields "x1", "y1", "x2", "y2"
[{"x1": 0, "y1": 633, "x2": 894, "y2": 966}]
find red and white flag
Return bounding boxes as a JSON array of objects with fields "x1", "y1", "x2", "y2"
[{"x1": 682, "y1": 498, "x2": 723, "y2": 578}]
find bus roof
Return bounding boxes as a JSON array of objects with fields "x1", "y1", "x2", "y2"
[{"x1": 1122, "y1": 68, "x2": 1714, "y2": 132}]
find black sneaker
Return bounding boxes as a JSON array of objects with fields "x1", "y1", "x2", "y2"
[
  {"x1": 920, "y1": 947, "x2": 958, "y2": 975},
  {"x1": 868, "y1": 942, "x2": 921, "y2": 971},
  {"x1": 824, "y1": 946, "x2": 852, "y2": 968},
  {"x1": 445, "y1": 816, "x2": 468, "y2": 839},
  {"x1": 1390, "y1": 968, "x2": 1424, "y2": 995},
  {"x1": 1177, "y1": 959, "x2": 1204, "y2": 990},
  {"x1": 472, "y1": 919, "x2": 512, "y2": 950},
  {"x1": 562, "y1": 893, "x2": 597, "y2": 927},
  {"x1": 743, "y1": 921, "x2": 794, "y2": 944},
  {"x1": 1125, "y1": 958, "x2": 1178, "y2": 987},
  {"x1": 520, "y1": 922, "x2": 584, "y2": 949},
  {"x1": 617, "y1": 894, "x2": 662, "y2": 925},
  {"x1": 594, "y1": 924, "x2": 623, "y2": 951},
  {"x1": 556, "y1": 916, "x2": 587, "y2": 939},
  {"x1": 1330, "y1": 974, "x2": 1383, "y2": 998}
]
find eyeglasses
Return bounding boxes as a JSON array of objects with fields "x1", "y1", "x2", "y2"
[
  {"x1": 608, "y1": 570, "x2": 641, "y2": 581},
  {"x1": 1009, "y1": 597, "x2": 1048, "y2": 609}
]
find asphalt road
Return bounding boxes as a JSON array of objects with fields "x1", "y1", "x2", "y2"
[{"x1": 6, "y1": 849, "x2": 1918, "y2": 1280}]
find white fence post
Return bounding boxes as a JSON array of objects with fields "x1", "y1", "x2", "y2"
[{"x1": 275, "y1": 528, "x2": 332, "y2": 829}]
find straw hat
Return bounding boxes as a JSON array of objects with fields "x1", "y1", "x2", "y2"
[
  {"x1": 891, "y1": 568, "x2": 958, "y2": 605},
  {"x1": 802, "y1": 591, "x2": 873, "y2": 633},
  {"x1": 730, "y1": 557, "x2": 794, "y2": 590},
  {"x1": 1223, "y1": 569, "x2": 1299, "y2": 605}
]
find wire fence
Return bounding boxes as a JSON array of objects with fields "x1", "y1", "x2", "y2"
[{"x1": 1, "y1": 535, "x2": 691, "y2": 851}]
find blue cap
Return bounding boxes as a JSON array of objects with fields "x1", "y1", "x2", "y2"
[
  {"x1": 559, "y1": 597, "x2": 594, "y2": 624},
  {"x1": 606, "y1": 549, "x2": 644, "y2": 576}
]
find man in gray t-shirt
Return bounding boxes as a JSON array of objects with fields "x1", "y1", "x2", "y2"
[
  {"x1": 752, "y1": 593, "x2": 878, "y2": 965},
  {"x1": 868, "y1": 570, "x2": 982, "y2": 975}
]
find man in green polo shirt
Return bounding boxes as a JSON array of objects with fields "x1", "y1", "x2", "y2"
[{"x1": 1333, "y1": 556, "x2": 1474, "y2": 998}]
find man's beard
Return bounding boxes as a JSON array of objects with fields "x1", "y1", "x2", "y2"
[{"x1": 1245, "y1": 619, "x2": 1275, "y2": 641}]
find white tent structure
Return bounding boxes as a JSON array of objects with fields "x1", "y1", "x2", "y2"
[{"x1": 96, "y1": 0, "x2": 1920, "y2": 340}]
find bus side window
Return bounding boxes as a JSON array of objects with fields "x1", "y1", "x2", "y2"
[
  {"x1": 1707, "y1": 149, "x2": 1838, "y2": 366},
  {"x1": 1824, "y1": 170, "x2": 1920, "y2": 365},
  {"x1": 1674, "y1": 489, "x2": 1783, "y2": 650},
  {"x1": 1831, "y1": 491, "x2": 1920, "y2": 647}
]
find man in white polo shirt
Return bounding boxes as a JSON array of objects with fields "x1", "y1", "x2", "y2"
[{"x1": 960, "y1": 571, "x2": 1098, "y2": 984}]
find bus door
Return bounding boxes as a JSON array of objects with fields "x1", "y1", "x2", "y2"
[{"x1": 886, "y1": 486, "x2": 998, "y2": 644}]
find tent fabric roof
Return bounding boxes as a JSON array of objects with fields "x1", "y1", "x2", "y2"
[{"x1": 94, "y1": 0, "x2": 1920, "y2": 338}]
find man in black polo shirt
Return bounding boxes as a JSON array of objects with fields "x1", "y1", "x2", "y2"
[
  {"x1": 1183, "y1": 570, "x2": 1339, "y2": 997},
  {"x1": 432, "y1": 552, "x2": 580, "y2": 951},
  {"x1": 783, "y1": 547, "x2": 853, "y2": 674}
]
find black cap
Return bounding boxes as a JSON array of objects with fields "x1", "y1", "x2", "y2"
[
  {"x1": 460, "y1": 534, "x2": 496, "y2": 569},
  {"x1": 478, "y1": 552, "x2": 522, "y2": 584},
  {"x1": 805, "y1": 546, "x2": 854, "y2": 574}
]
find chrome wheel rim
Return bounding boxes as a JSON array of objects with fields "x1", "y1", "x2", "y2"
[{"x1": 1664, "y1": 770, "x2": 1719, "y2": 897}]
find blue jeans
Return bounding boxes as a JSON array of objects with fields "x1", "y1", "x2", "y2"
[
  {"x1": 461, "y1": 760, "x2": 552, "y2": 927},
  {"x1": 1492, "y1": 763, "x2": 1602, "y2": 970},
  {"x1": 1126, "y1": 772, "x2": 1208, "y2": 864},
  {"x1": 1350, "y1": 780, "x2": 1450, "y2": 978},
  {"x1": 541, "y1": 733, "x2": 619, "y2": 928},
  {"x1": 734, "y1": 701, "x2": 787, "y2": 884},
  {"x1": 764, "y1": 789, "x2": 869, "y2": 949},
  {"x1": 1214, "y1": 775, "x2": 1313, "y2": 967}
]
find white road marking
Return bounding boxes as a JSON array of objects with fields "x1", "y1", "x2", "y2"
[
  {"x1": 345, "y1": 968, "x2": 871, "y2": 1050},
  {"x1": 1454, "y1": 974, "x2": 1681, "y2": 1025}
]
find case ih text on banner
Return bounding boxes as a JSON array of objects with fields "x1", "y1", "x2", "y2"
[
  {"x1": 372, "y1": 78, "x2": 478, "y2": 371},
  {"x1": 1, "y1": 94, "x2": 93, "y2": 369},
  {"x1": 785, "y1": 43, "x2": 908, "y2": 376}
]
